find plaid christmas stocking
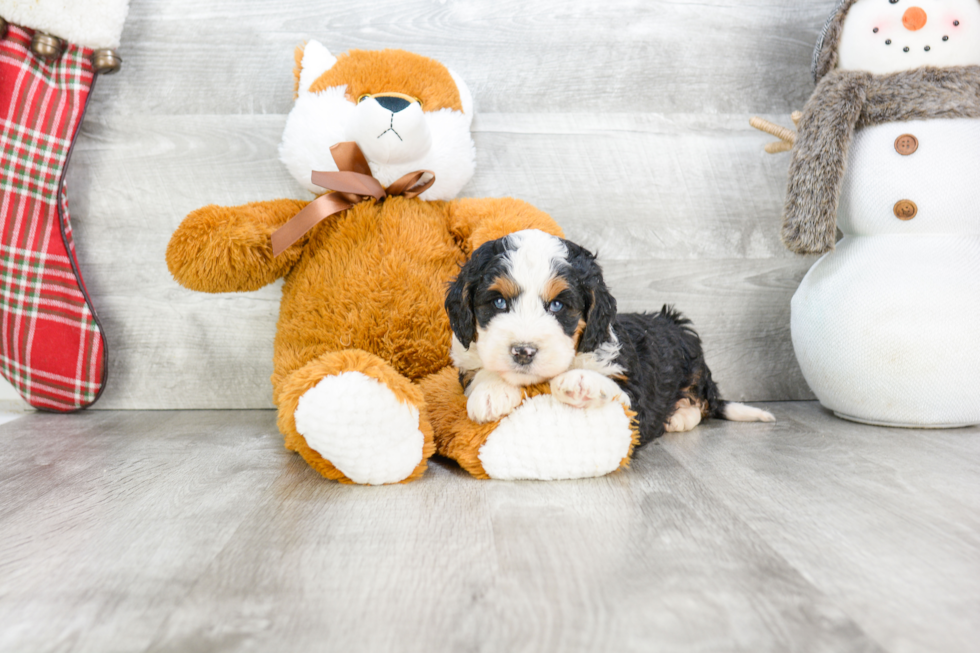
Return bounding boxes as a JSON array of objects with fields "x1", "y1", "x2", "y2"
[{"x1": 0, "y1": 20, "x2": 119, "y2": 411}]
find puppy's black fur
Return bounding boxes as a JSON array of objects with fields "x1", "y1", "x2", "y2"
[
  {"x1": 447, "y1": 236, "x2": 727, "y2": 447},
  {"x1": 612, "y1": 308, "x2": 726, "y2": 446},
  {"x1": 562, "y1": 241, "x2": 726, "y2": 446}
]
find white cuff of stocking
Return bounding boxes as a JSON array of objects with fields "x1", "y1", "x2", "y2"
[{"x1": 0, "y1": 0, "x2": 130, "y2": 50}]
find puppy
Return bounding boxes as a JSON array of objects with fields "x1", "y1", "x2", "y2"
[{"x1": 445, "y1": 230, "x2": 775, "y2": 447}]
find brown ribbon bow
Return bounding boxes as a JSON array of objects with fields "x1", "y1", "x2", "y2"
[{"x1": 270, "y1": 141, "x2": 435, "y2": 256}]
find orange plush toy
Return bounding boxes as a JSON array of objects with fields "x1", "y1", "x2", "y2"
[
  {"x1": 166, "y1": 44, "x2": 571, "y2": 484},
  {"x1": 167, "y1": 44, "x2": 638, "y2": 484}
]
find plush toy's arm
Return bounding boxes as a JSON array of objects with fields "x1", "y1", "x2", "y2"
[
  {"x1": 446, "y1": 197, "x2": 564, "y2": 255},
  {"x1": 782, "y1": 71, "x2": 870, "y2": 255},
  {"x1": 166, "y1": 199, "x2": 310, "y2": 293}
]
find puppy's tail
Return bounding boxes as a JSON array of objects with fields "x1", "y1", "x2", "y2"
[
  {"x1": 715, "y1": 401, "x2": 776, "y2": 423},
  {"x1": 674, "y1": 313, "x2": 776, "y2": 425}
]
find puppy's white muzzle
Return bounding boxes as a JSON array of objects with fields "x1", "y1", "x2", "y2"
[{"x1": 477, "y1": 311, "x2": 576, "y2": 387}]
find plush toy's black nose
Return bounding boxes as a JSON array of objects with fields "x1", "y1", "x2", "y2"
[
  {"x1": 374, "y1": 96, "x2": 411, "y2": 113},
  {"x1": 511, "y1": 344, "x2": 538, "y2": 366}
]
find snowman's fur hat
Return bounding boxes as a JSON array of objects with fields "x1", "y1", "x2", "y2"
[
  {"x1": 812, "y1": 0, "x2": 860, "y2": 83},
  {"x1": 279, "y1": 43, "x2": 476, "y2": 201}
]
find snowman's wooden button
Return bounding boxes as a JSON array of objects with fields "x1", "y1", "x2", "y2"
[
  {"x1": 895, "y1": 134, "x2": 918, "y2": 156},
  {"x1": 894, "y1": 200, "x2": 918, "y2": 221}
]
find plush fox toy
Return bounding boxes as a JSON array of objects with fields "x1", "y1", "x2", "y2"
[{"x1": 167, "y1": 44, "x2": 640, "y2": 485}]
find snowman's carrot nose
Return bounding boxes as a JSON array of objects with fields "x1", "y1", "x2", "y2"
[{"x1": 903, "y1": 7, "x2": 928, "y2": 31}]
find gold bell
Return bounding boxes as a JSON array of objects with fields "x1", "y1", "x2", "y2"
[
  {"x1": 31, "y1": 32, "x2": 64, "y2": 59},
  {"x1": 91, "y1": 49, "x2": 122, "y2": 75}
]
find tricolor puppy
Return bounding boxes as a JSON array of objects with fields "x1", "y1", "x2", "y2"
[{"x1": 446, "y1": 230, "x2": 775, "y2": 446}]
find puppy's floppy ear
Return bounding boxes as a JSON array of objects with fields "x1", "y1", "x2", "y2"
[
  {"x1": 564, "y1": 240, "x2": 617, "y2": 353},
  {"x1": 445, "y1": 273, "x2": 476, "y2": 349},
  {"x1": 446, "y1": 241, "x2": 495, "y2": 349},
  {"x1": 581, "y1": 283, "x2": 617, "y2": 352}
]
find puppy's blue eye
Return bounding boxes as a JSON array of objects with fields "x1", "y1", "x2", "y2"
[
  {"x1": 548, "y1": 300, "x2": 564, "y2": 313},
  {"x1": 494, "y1": 298, "x2": 508, "y2": 310}
]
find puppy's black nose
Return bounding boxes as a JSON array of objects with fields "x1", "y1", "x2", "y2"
[
  {"x1": 374, "y1": 96, "x2": 411, "y2": 113},
  {"x1": 511, "y1": 344, "x2": 538, "y2": 366}
]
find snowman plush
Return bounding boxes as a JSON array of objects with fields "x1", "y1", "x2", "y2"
[{"x1": 777, "y1": 0, "x2": 980, "y2": 427}]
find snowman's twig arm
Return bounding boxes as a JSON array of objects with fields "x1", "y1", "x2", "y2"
[
  {"x1": 751, "y1": 117, "x2": 797, "y2": 144},
  {"x1": 750, "y1": 112, "x2": 804, "y2": 154},
  {"x1": 765, "y1": 141, "x2": 795, "y2": 154}
]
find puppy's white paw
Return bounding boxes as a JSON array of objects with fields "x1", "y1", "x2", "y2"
[
  {"x1": 723, "y1": 402, "x2": 776, "y2": 423},
  {"x1": 467, "y1": 380, "x2": 524, "y2": 424},
  {"x1": 551, "y1": 369, "x2": 630, "y2": 410},
  {"x1": 665, "y1": 405, "x2": 703, "y2": 433}
]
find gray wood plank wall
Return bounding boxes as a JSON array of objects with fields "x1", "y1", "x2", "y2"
[{"x1": 62, "y1": 0, "x2": 837, "y2": 409}]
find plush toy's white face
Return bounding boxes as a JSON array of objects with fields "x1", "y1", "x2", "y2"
[
  {"x1": 838, "y1": 0, "x2": 980, "y2": 74},
  {"x1": 279, "y1": 42, "x2": 476, "y2": 201}
]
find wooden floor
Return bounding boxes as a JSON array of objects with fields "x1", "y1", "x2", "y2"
[{"x1": 1, "y1": 404, "x2": 978, "y2": 653}]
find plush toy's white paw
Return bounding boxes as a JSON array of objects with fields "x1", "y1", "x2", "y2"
[
  {"x1": 294, "y1": 372, "x2": 424, "y2": 485},
  {"x1": 467, "y1": 377, "x2": 523, "y2": 424},
  {"x1": 551, "y1": 369, "x2": 630, "y2": 409},
  {"x1": 665, "y1": 405, "x2": 703, "y2": 433},
  {"x1": 479, "y1": 395, "x2": 634, "y2": 481}
]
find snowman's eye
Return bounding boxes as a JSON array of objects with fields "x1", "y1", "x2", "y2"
[{"x1": 890, "y1": 0, "x2": 899, "y2": 4}]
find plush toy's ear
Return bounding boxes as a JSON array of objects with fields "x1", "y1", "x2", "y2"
[
  {"x1": 296, "y1": 40, "x2": 338, "y2": 94},
  {"x1": 447, "y1": 67, "x2": 474, "y2": 126},
  {"x1": 564, "y1": 241, "x2": 618, "y2": 353}
]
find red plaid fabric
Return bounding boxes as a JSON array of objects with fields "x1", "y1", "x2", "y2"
[{"x1": 0, "y1": 25, "x2": 107, "y2": 411}]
